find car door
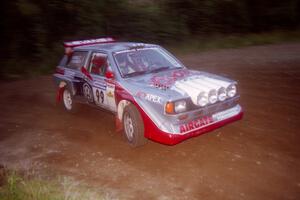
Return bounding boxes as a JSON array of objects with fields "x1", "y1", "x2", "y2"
[
  {"x1": 63, "y1": 50, "x2": 89, "y2": 95},
  {"x1": 88, "y1": 52, "x2": 117, "y2": 112}
]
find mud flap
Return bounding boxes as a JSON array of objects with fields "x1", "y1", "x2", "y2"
[
  {"x1": 56, "y1": 81, "x2": 67, "y2": 104},
  {"x1": 115, "y1": 115, "x2": 123, "y2": 132}
]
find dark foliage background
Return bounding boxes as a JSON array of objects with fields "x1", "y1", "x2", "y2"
[{"x1": 0, "y1": 0, "x2": 299, "y2": 76}]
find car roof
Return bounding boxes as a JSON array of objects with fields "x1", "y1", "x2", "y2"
[{"x1": 73, "y1": 42, "x2": 158, "y2": 53}]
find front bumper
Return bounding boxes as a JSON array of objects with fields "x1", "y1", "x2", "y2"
[{"x1": 139, "y1": 104, "x2": 243, "y2": 145}]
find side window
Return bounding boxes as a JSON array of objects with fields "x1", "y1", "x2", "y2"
[
  {"x1": 58, "y1": 55, "x2": 68, "y2": 66},
  {"x1": 89, "y1": 52, "x2": 108, "y2": 76},
  {"x1": 66, "y1": 51, "x2": 88, "y2": 69}
]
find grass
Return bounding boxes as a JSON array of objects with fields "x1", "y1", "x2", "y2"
[
  {"x1": 168, "y1": 30, "x2": 300, "y2": 54},
  {"x1": 0, "y1": 169, "x2": 109, "y2": 200}
]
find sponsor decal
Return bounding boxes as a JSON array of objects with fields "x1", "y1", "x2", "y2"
[
  {"x1": 114, "y1": 47, "x2": 156, "y2": 55},
  {"x1": 107, "y1": 91, "x2": 114, "y2": 98},
  {"x1": 172, "y1": 69, "x2": 190, "y2": 79},
  {"x1": 150, "y1": 69, "x2": 191, "y2": 89},
  {"x1": 94, "y1": 81, "x2": 106, "y2": 90},
  {"x1": 64, "y1": 37, "x2": 115, "y2": 47},
  {"x1": 179, "y1": 116, "x2": 213, "y2": 133},
  {"x1": 145, "y1": 94, "x2": 162, "y2": 104},
  {"x1": 136, "y1": 91, "x2": 162, "y2": 104},
  {"x1": 212, "y1": 106, "x2": 240, "y2": 121},
  {"x1": 107, "y1": 83, "x2": 115, "y2": 89}
]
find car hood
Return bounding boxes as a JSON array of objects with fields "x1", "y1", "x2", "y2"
[{"x1": 125, "y1": 68, "x2": 236, "y2": 105}]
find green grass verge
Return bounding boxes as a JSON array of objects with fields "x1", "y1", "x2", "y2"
[{"x1": 0, "y1": 170, "x2": 108, "y2": 200}]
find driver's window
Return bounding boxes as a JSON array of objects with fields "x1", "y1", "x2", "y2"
[{"x1": 89, "y1": 52, "x2": 108, "y2": 76}]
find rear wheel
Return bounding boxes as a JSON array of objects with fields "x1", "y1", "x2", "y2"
[
  {"x1": 62, "y1": 88, "x2": 78, "y2": 113},
  {"x1": 123, "y1": 104, "x2": 147, "y2": 147}
]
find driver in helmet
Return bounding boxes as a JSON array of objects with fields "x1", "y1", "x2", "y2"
[{"x1": 127, "y1": 52, "x2": 148, "y2": 72}]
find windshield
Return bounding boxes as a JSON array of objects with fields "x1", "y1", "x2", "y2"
[{"x1": 113, "y1": 47, "x2": 183, "y2": 77}]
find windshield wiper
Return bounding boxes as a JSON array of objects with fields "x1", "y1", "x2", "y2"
[{"x1": 149, "y1": 66, "x2": 171, "y2": 73}]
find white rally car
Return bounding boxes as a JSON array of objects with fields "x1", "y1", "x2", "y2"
[{"x1": 53, "y1": 37, "x2": 243, "y2": 147}]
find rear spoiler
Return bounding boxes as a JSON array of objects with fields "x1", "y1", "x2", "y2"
[{"x1": 63, "y1": 37, "x2": 115, "y2": 48}]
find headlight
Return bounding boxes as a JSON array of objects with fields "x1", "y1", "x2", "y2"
[
  {"x1": 218, "y1": 87, "x2": 227, "y2": 101},
  {"x1": 174, "y1": 100, "x2": 187, "y2": 113},
  {"x1": 197, "y1": 92, "x2": 208, "y2": 107},
  {"x1": 227, "y1": 84, "x2": 237, "y2": 97},
  {"x1": 165, "y1": 100, "x2": 187, "y2": 114},
  {"x1": 208, "y1": 89, "x2": 217, "y2": 104}
]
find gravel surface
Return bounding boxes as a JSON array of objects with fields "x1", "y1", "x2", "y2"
[{"x1": 0, "y1": 43, "x2": 300, "y2": 200}]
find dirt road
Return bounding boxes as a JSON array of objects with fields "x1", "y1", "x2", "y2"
[{"x1": 0, "y1": 43, "x2": 300, "y2": 200}]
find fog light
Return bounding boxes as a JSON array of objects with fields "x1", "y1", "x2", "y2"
[
  {"x1": 227, "y1": 84, "x2": 237, "y2": 97},
  {"x1": 208, "y1": 89, "x2": 217, "y2": 104},
  {"x1": 197, "y1": 93, "x2": 208, "y2": 107},
  {"x1": 218, "y1": 87, "x2": 227, "y2": 101}
]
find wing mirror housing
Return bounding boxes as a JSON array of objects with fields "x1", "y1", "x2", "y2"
[{"x1": 105, "y1": 71, "x2": 115, "y2": 79}]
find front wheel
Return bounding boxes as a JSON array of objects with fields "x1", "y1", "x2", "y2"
[{"x1": 123, "y1": 104, "x2": 147, "y2": 147}]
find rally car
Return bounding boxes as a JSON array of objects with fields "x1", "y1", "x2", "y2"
[{"x1": 53, "y1": 37, "x2": 243, "y2": 147}]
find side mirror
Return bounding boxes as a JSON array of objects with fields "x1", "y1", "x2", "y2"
[{"x1": 105, "y1": 71, "x2": 114, "y2": 79}]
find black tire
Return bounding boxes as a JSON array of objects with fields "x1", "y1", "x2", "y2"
[
  {"x1": 62, "y1": 88, "x2": 78, "y2": 113},
  {"x1": 123, "y1": 104, "x2": 147, "y2": 147}
]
